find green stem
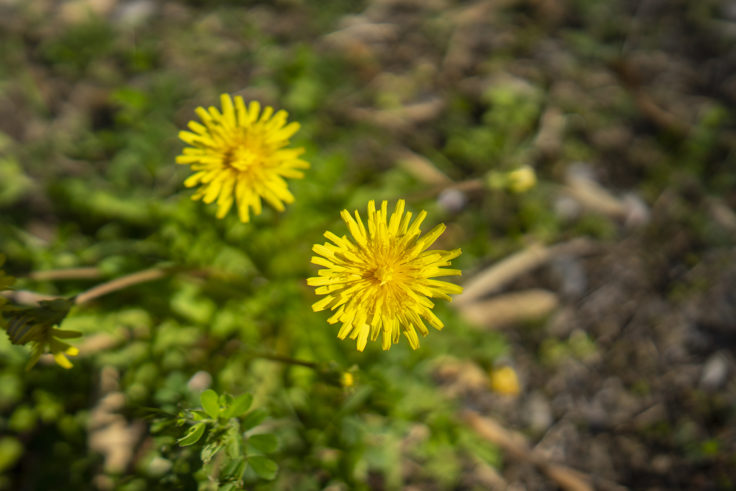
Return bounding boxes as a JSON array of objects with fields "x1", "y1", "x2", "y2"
[{"x1": 247, "y1": 351, "x2": 319, "y2": 369}]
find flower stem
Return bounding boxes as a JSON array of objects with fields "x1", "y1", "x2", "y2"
[
  {"x1": 74, "y1": 267, "x2": 173, "y2": 305},
  {"x1": 247, "y1": 351, "x2": 319, "y2": 369}
]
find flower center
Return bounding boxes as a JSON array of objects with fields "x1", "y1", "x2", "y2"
[
  {"x1": 374, "y1": 266, "x2": 393, "y2": 285},
  {"x1": 222, "y1": 130, "x2": 272, "y2": 172}
]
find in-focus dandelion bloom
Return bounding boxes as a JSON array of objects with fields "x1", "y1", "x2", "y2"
[
  {"x1": 308, "y1": 200, "x2": 462, "y2": 351},
  {"x1": 177, "y1": 94, "x2": 309, "y2": 222}
]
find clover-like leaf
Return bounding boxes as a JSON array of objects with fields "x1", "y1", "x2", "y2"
[
  {"x1": 200, "y1": 389, "x2": 220, "y2": 419},
  {"x1": 247, "y1": 433, "x2": 278, "y2": 454},
  {"x1": 178, "y1": 422, "x2": 206, "y2": 446},
  {"x1": 248, "y1": 456, "x2": 278, "y2": 480},
  {"x1": 241, "y1": 408, "x2": 268, "y2": 431},
  {"x1": 223, "y1": 393, "x2": 253, "y2": 419}
]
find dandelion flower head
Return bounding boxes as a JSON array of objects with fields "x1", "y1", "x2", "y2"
[
  {"x1": 308, "y1": 200, "x2": 462, "y2": 351},
  {"x1": 177, "y1": 94, "x2": 309, "y2": 222}
]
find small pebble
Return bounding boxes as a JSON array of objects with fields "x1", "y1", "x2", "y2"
[
  {"x1": 525, "y1": 391, "x2": 553, "y2": 433},
  {"x1": 437, "y1": 188, "x2": 467, "y2": 213},
  {"x1": 187, "y1": 371, "x2": 213, "y2": 392},
  {"x1": 700, "y1": 351, "x2": 730, "y2": 390}
]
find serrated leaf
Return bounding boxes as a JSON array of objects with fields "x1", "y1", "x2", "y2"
[
  {"x1": 223, "y1": 393, "x2": 253, "y2": 419},
  {"x1": 200, "y1": 389, "x2": 220, "y2": 419},
  {"x1": 219, "y1": 393, "x2": 233, "y2": 407},
  {"x1": 247, "y1": 433, "x2": 278, "y2": 454},
  {"x1": 178, "y1": 422, "x2": 206, "y2": 446},
  {"x1": 225, "y1": 423, "x2": 242, "y2": 458},
  {"x1": 221, "y1": 457, "x2": 246, "y2": 482},
  {"x1": 201, "y1": 441, "x2": 224, "y2": 463},
  {"x1": 248, "y1": 456, "x2": 278, "y2": 480},
  {"x1": 241, "y1": 408, "x2": 268, "y2": 431}
]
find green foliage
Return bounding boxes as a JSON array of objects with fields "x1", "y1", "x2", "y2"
[
  {"x1": 444, "y1": 80, "x2": 542, "y2": 170},
  {"x1": 156, "y1": 389, "x2": 279, "y2": 489}
]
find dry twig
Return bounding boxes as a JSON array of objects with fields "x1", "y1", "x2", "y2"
[{"x1": 463, "y1": 410, "x2": 627, "y2": 491}]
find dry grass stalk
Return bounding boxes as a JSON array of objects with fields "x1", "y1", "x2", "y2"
[
  {"x1": 462, "y1": 410, "x2": 595, "y2": 491},
  {"x1": 458, "y1": 289, "x2": 559, "y2": 328},
  {"x1": 456, "y1": 239, "x2": 593, "y2": 306},
  {"x1": 394, "y1": 148, "x2": 453, "y2": 186}
]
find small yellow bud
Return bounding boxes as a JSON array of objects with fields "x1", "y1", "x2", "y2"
[
  {"x1": 506, "y1": 165, "x2": 536, "y2": 193},
  {"x1": 340, "y1": 372, "x2": 355, "y2": 388},
  {"x1": 489, "y1": 366, "x2": 521, "y2": 396}
]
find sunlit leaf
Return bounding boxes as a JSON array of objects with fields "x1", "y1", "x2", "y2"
[
  {"x1": 241, "y1": 408, "x2": 268, "y2": 431},
  {"x1": 248, "y1": 456, "x2": 278, "y2": 480},
  {"x1": 200, "y1": 389, "x2": 220, "y2": 419},
  {"x1": 247, "y1": 433, "x2": 278, "y2": 454},
  {"x1": 223, "y1": 393, "x2": 253, "y2": 419},
  {"x1": 178, "y1": 422, "x2": 206, "y2": 446}
]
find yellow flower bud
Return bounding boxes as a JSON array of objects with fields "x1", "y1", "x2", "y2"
[
  {"x1": 340, "y1": 372, "x2": 355, "y2": 388},
  {"x1": 506, "y1": 165, "x2": 537, "y2": 193},
  {"x1": 490, "y1": 366, "x2": 521, "y2": 396}
]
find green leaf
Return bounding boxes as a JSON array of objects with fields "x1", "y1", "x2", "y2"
[
  {"x1": 178, "y1": 422, "x2": 206, "y2": 446},
  {"x1": 241, "y1": 408, "x2": 268, "y2": 431},
  {"x1": 223, "y1": 393, "x2": 253, "y2": 419},
  {"x1": 219, "y1": 393, "x2": 233, "y2": 408},
  {"x1": 221, "y1": 457, "x2": 246, "y2": 482},
  {"x1": 248, "y1": 456, "x2": 278, "y2": 480},
  {"x1": 201, "y1": 441, "x2": 224, "y2": 463},
  {"x1": 225, "y1": 423, "x2": 242, "y2": 458},
  {"x1": 247, "y1": 433, "x2": 278, "y2": 454},
  {"x1": 0, "y1": 437, "x2": 23, "y2": 472},
  {"x1": 200, "y1": 389, "x2": 220, "y2": 419}
]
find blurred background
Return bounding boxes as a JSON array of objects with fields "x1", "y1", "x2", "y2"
[{"x1": 0, "y1": 0, "x2": 734, "y2": 489}]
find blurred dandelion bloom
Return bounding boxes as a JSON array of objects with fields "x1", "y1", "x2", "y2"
[
  {"x1": 308, "y1": 200, "x2": 462, "y2": 351},
  {"x1": 177, "y1": 94, "x2": 309, "y2": 222},
  {"x1": 4, "y1": 298, "x2": 80, "y2": 370}
]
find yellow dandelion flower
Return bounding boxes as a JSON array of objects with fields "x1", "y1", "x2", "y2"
[
  {"x1": 308, "y1": 200, "x2": 463, "y2": 351},
  {"x1": 177, "y1": 94, "x2": 309, "y2": 222}
]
